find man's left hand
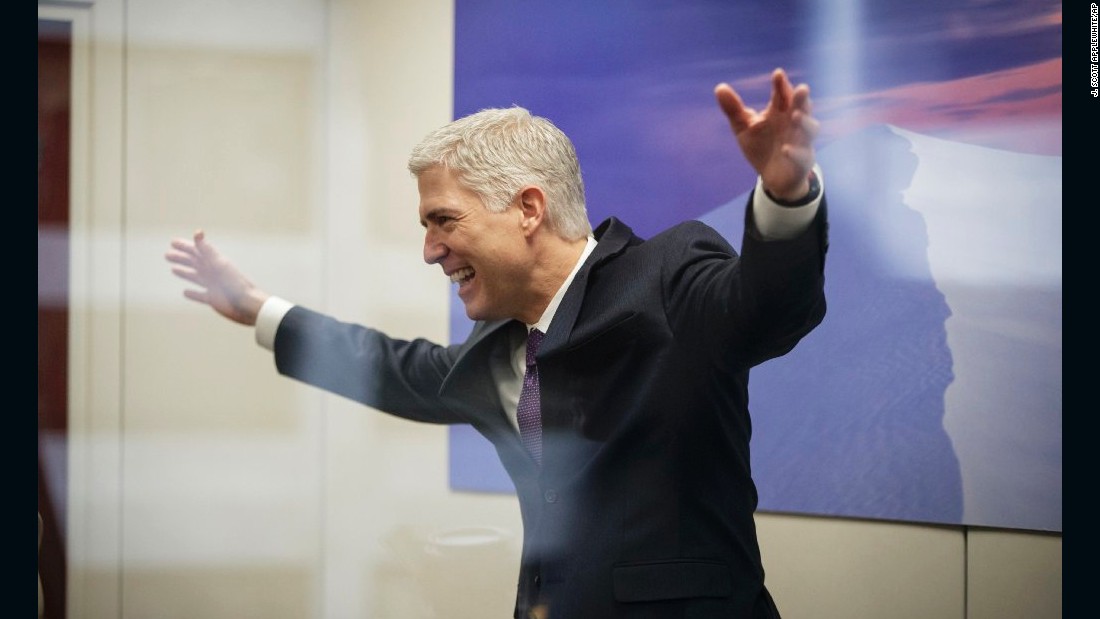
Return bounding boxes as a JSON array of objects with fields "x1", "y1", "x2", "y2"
[{"x1": 715, "y1": 68, "x2": 819, "y2": 201}]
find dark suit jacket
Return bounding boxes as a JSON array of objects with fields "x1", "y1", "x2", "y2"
[{"x1": 274, "y1": 194, "x2": 828, "y2": 618}]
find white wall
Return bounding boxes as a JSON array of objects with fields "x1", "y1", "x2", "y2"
[{"x1": 50, "y1": 0, "x2": 1061, "y2": 617}]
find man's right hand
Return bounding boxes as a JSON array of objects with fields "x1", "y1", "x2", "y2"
[{"x1": 165, "y1": 230, "x2": 270, "y2": 326}]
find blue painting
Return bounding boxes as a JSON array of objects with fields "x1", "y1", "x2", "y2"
[{"x1": 448, "y1": 0, "x2": 1061, "y2": 532}]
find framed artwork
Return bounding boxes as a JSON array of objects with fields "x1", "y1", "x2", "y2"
[{"x1": 448, "y1": 0, "x2": 1061, "y2": 532}]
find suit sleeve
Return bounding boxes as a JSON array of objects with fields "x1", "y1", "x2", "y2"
[
  {"x1": 664, "y1": 191, "x2": 829, "y2": 369},
  {"x1": 272, "y1": 305, "x2": 464, "y2": 424}
]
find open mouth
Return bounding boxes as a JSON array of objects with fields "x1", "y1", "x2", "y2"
[{"x1": 450, "y1": 266, "x2": 475, "y2": 285}]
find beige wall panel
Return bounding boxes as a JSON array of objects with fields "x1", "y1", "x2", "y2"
[
  {"x1": 757, "y1": 513, "x2": 965, "y2": 619},
  {"x1": 122, "y1": 1, "x2": 328, "y2": 618},
  {"x1": 967, "y1": 529, "x2": 1062, "y2": 619},
  {"x1": 122, "y1": 566, "x2": 311, "y2": 619},
  {"x1": 123, "y1": 310, "x2": 307, "y2": 432},
  {"x1": 352, "y1": 0, "x2": 458, "y2": 246},
  {"x1": 126, "y1": 46, "x2": 315, "y2": 234}
]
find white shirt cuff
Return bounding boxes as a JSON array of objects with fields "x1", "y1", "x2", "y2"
[
  {"x1": 255, "y1": 296, "x2": 295, "y2": 351},
  {"x1": 752, "y1": 164, "x2": 824, "y2": 241}
]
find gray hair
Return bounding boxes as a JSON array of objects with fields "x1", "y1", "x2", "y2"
[{"x1": 407, "y1": 107, "x2": 591, "y2": 241}]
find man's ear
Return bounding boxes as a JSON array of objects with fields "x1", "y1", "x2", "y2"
[{"x1": 517, "y1": 185, "x2": 548, "y2": 237}]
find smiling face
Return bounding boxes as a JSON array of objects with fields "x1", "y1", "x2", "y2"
[{"x1": 418, "y1": 166, "x2": 535, "y2": 322}]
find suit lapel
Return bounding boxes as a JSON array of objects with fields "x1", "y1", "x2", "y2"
[
  {"x1": 432, "y1": 218, "x2": 640, "y2": 473},
  {"x1": 540, "y1": 217, "x2": 638, "y2": 358},
  {"x1": 439, "y1": 318, "x2": 513, "y2": 396}
]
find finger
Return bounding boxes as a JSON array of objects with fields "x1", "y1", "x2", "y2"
[
  {"x1": 169, "y1": 239, "x2": 200, "y2": 258},
  {"x1": 770, "y1": 69, "x2": 794, "y2": 112},
  {"x1": 165, "y1": 249, "x2": 198, "y2": 268},
  {"x1": 172, "y1": 267, "x2": 205, "y2": 287},
  {"x1": 791, "y1": 84, "x2": 812, "y2": 115},
  {"x1": 193, "y1": 229, "x2": 216, "y2": 258},
  {"x1": 788, "y1": 110, "x2": 820, "y2": 139},
  {"x1": 182, "y1": 289, "x2": 210, "y2": 305},
  {"x1": 715, "y1": 83, "x2": 755, "y2": 133},
  {"x1": 794, "y1": 112, "x2": 820, "y2": 142}
]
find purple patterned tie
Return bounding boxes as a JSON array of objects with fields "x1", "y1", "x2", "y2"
[{"x1": 517, "y1": 328, "x2": 545, "y2": 464}]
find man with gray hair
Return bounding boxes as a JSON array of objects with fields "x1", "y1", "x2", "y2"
[{"x1": 167, "y1": 68, "x2": 827, "y2": 618}]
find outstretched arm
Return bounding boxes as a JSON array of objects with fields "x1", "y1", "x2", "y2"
[
  {"x1": 715, "y1": 68, "x2": 819, "y2": 201},
  {"x1": 165, "y1": 230, "x2": 271, "y2": 326}
]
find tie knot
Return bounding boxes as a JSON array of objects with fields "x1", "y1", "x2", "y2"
[{"x1": 525, "y1": 328, "x2": 544, "y2": 367}]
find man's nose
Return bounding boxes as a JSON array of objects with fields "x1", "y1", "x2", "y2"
[{"x1": 423, "y1": 231, "x2": 448, "y2": 265}]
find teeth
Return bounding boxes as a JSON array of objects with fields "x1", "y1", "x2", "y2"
[{"x1": 450, "y1": 267, "x2": 474, "y2": 283}]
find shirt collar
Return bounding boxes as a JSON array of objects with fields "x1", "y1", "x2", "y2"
[{"x1": 529, "y1": 235, "x2": 597, "y2": 334}]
